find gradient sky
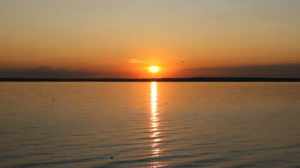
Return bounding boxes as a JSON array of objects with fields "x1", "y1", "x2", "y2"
[{"x1": 1, "y1": 0, "x2": 300, "y2": 78}]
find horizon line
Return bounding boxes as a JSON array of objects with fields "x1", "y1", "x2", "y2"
[{"x1": 1, "y1": 77, "x2": 300, "y2": 82}]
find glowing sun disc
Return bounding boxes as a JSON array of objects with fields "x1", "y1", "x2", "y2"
[{"x1": 148, "y1": 65, "x2": 161, "y2": 74}]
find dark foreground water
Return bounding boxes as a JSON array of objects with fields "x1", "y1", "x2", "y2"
[{"x1": 0, "y1": 82, "x2": 300, "y2": 168}]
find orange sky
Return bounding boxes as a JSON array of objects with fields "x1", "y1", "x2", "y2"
[{"x1": 1, "y1": 0, "x2": 300, "y2": 78}]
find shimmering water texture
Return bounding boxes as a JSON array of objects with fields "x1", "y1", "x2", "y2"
[{"x1": 0, "y1": 82, "x2": 300, "y2": 168}]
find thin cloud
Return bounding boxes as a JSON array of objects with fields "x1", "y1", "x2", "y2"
[
  {"x1": 182, "y1": 64, "x2": 300, "y2": 78},
  {"x1": 128, "y1": 58, "x2": 146, "y2": 64}
]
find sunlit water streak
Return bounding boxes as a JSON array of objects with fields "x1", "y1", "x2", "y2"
[{"x1": 150, "y1": 82, "x2": 165, "y2": 168}]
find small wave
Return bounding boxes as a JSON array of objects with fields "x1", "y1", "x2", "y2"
[{"x1": 14, "y1": 156, "x2": 106, "y2": 168}]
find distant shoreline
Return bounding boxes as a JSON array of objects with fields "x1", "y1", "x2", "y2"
[{"x1": 1, "y1": 77, "x2": 300, "y2": 82}]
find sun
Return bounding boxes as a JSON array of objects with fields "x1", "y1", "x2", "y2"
[{"x1": 148, "y1": 65, "x2": 161, "y2": 74}]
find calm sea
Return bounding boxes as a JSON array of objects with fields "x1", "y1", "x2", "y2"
[{"x1": 0, "y1": 82, "x2": 300, "y2": 168}]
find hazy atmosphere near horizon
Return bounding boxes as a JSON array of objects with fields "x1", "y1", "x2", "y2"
[{"x1": 1, "y1": 0, "x2": 300, "y2": 78}]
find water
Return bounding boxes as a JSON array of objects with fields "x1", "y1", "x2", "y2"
[{"x1": 0, "y1": 82, "x2": 300, "y2": 168}]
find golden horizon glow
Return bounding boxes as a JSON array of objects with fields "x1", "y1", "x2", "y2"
[{"x1": 148, "y1": 65, "x2": 161, "y2": 74}]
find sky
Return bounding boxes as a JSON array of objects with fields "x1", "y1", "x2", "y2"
[{"x1": 1, "y1": 0, "x2": 300, "y2": 78}]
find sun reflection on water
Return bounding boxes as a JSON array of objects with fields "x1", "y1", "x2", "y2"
[{"x1": 150, "y1": 82, "x2": 165, "y2": 167}]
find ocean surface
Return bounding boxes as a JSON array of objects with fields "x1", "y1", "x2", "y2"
[{"x1": 0, "y1": 82, "x2": 300, "y2": 168}]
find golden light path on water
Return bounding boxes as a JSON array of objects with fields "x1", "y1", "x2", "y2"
[{"x1": 150, "y1": 82, "x2": 165, "y2": 168}]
